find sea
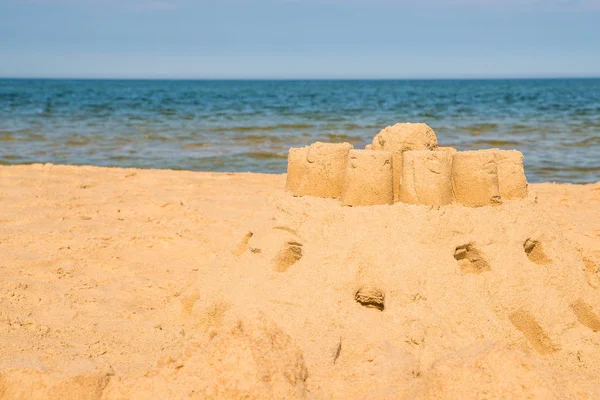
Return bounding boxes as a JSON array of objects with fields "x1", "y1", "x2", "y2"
[{"x1": 1, "y1": 79, "x2": 599, "y2": 183}]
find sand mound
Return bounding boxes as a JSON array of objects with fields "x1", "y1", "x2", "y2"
[
  {"x1": 189, "y1": 186, "x2": 600, "y2": 398},
  {"x1": 413, "y1": 344, "x2": 600, "y2": 399},
  {"x1": 0, "y1": 361, "x2": 112, "y2": 400},
  {"x1": 102, "y1": 313, "x2": 308, "y2": 400},
  {"x1": 0, "y1": 314, "x2": 306, "y2": 400}
]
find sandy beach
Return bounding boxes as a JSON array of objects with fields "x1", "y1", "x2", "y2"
[
  {"x1": 3, "y1": 0, "x2": 599, "y2": 396},
  {"x1": 1, "y1": 163, "x2": 599, "y2": 398}
]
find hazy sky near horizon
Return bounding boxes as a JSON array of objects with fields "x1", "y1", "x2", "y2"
[{"x1": 1, "y1": 0, "x2": 599, "y2": 78}]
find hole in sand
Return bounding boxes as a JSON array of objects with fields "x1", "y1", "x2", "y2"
[
  {"x1": 523, "y1": 239, "x2": 551, "y2": 265},
  {"x1": 232, "y1": 231, "x2": 253, "y2": 256},
  {"x1": 454, "y1": 243, "x2": 490, "y2": 274},
  {"x1": 355, "y1": 286, "x2": 385, "y2": 311},
  {"x1": 273, "y1": 241, "x2": 303, "y2": 272},
  {"x1": 509, "y1": 310, "x2": 558, "y2": 354},
  {"x1": 571, "y1": 300, "x2": 600, "y2": 332}
]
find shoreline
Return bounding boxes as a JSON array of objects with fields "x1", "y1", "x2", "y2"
[{"x1": 2, "y1": 162, "x2": 599, "y2": 184}]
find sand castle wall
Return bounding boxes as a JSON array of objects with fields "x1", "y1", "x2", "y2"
[
  {"x1": 285, "y1": 142, "x2": 353, "y2": 198},
  {"x1": 371, "y1": 123, "x2": 438, "y2": 202},
  {"x1": 286, "y1": 147, "x2": 309, "y2": 194},
  {"x1": 437, "y1": 146, "x2": 458, "y2": 155},
  {"x1": 285, "y1": 123, "x2": 528, "y2": 208},
  {"x1": 493, "y1": 149, "x2": 528, "y2": 199},
  {"x1": 340, "y1": 150, "x2": 394, "y2": 206},
  {"x1": 451, "y1": 150, "x2": 501, "y2": 207},
  {"x1": 399, "y1": 150, "x2": 453, "y2": 206},
  {"x1": 449, "y1": 148, "x2": 527, "y2": 206}
]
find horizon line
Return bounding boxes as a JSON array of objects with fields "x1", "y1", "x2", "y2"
[{"x1": 2, "y1": 75, "x2": 600, "y2": 81}]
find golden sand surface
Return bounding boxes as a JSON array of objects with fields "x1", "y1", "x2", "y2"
[{"x1": 1, "y1": 164, "x2": 599, "y2": 399}]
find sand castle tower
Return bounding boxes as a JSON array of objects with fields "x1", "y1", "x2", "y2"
[
  {"x1": 285, "y1": 122, "x2": 529, "y2": 207},
  {"x1": 370, "y1": 123, "x2": 438, "y2": 202}
]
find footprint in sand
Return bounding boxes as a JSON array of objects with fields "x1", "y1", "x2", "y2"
[
  {"x1": 509, "y1": 310, "x2": 559, "y2": 355},
  {"x1": 355, "y1": 286, "x2": 385, "y2": 311},
  {"x1": 273, "y1": 241, "x2": 303, "y2": 272},
  {"x1": 454, "y1": 243, "x2": 491, "y2": 274},
  {"x1": 232, "y1": 231, "x2": 253, "y2": 256},
  {"x1": 571, "y1": 300, "x2": 600, "y2": 332},
  {"x1": 523, "y1": 238, "x2": 551, "y2": 265}
]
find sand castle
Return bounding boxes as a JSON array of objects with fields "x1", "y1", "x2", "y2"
[{"x1": 286, "y1": 122, "x2": 528, "y2": 207}]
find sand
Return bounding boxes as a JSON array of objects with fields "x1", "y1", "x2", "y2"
[{"x1": 1, "y1": 163, "x2": 600, "y2": 399}]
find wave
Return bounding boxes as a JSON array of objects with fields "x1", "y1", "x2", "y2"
[
  {"x1": 181, "y1": 143, "x2": 213, "y2": 150},
  {"x1": 468, "y1": 139, "x2": 523, "y2": 147},
  {"x1": 0, "y1": 131, "x2": 15, "y2": 141},
  {"x1": 463, "y1": 123, "x2": 500, "y2": 134},
  {"x1": 234, "y1": 134, "x2": 284, "y2": 144},
  {"x1": 537, "y1": 166, "x2": 600, "y2": 174},
  {"x1": 247, "y1": 152, "x2": 288, "y2": 160},
  {"x1": 65, "y1": 135, "x2": 92, "y2": 146},
  {"x1": 210, "y1": 124, "x2": 315, "y2": 133},
  {"x1": 565, "y1": 136, "x2": 600, "y2": 148},
  {"x1": 326, "y1": 133, "x2": 362, "y2": 141}
]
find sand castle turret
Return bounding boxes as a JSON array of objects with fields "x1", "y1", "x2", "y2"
[
  {"x1": 340, "y1": 150, "x2": 394, "y2": 206},
  {"x1": 399, "y1": 150, "x2": 454, "y2": 206},
  {"x1": 285, "y1": 122, "x2": 529, "y2": 207},
  {"x1": 371, "y1": 123, "x2": 439, "y2": 202},
  {"x1": 286, "y1": 142, "x2": 352, "y2": 198},
  {"x1": 451, "y1": 150, "x2": 502, "y2": 206},
  {"x1": 494, "y1": 149, "x2": 528, "y2": 199}
]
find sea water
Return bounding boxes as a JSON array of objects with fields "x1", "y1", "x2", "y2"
[{"x1": 1, "y1": 78, "x2": 598, "y2": 183}]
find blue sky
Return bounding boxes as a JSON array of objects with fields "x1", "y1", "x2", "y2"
[{"x1": 1, "y1": 0, "x2": 599, "y2": 78}]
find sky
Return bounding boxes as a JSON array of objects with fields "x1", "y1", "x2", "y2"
[{"x1": 1, "y1": 0, "x2": 599, "y2": 79}]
